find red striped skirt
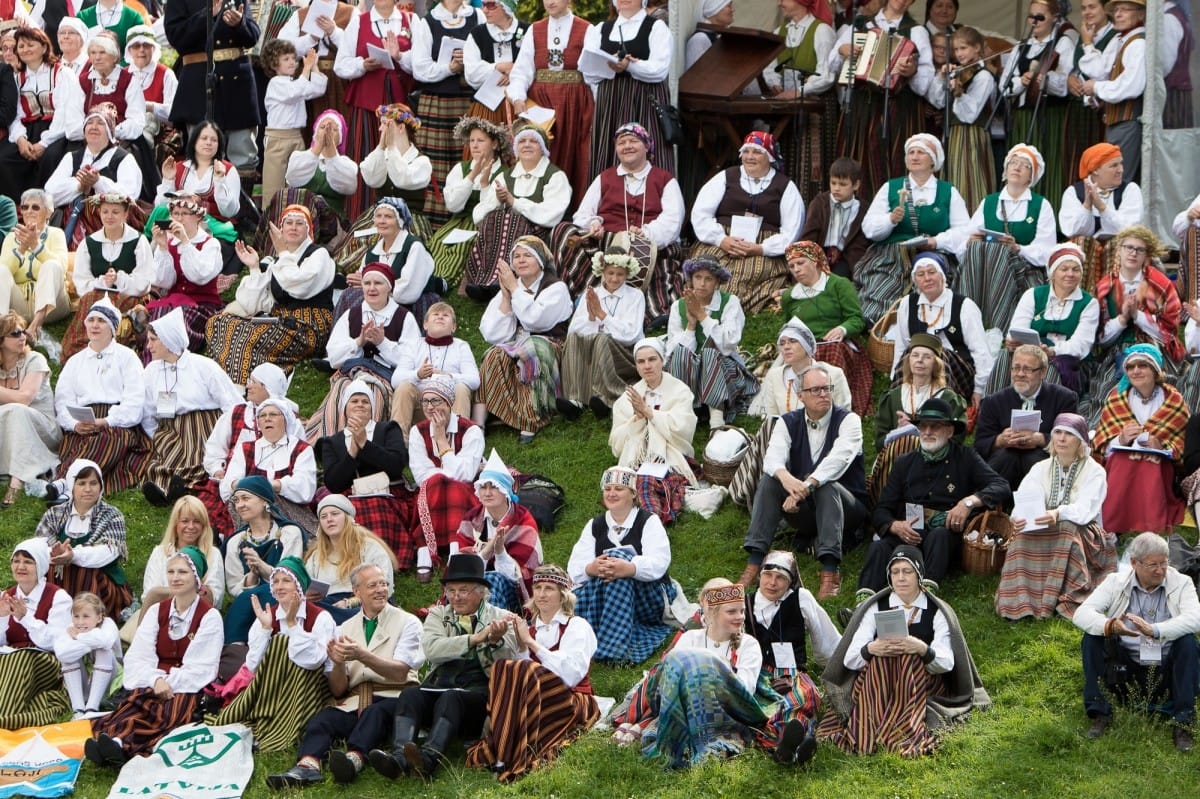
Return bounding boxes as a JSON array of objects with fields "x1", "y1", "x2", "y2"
[
  {"x1": 57, "y1": 403, "x2": 150, "y2": 494},
  {"x1": 815, "y1": 653, "x2": 942, "y2": 757},
  {"x1": 54, "y1": 563, "x2": 133, "y2": 622},
  {"x1": 94, "y1": 687, "x2": 203, "y2": 758},
  {"x1": 816, "y1": 339, "x2": 873, "y2": 417},
  {"x1": 464, "y1": 657, "x2": 598, "y2": 783}
]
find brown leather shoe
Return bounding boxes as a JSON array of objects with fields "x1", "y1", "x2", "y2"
[
  {"x1": 738, "y1": 564, "x2": 761, "y2": 588},
  {"x1": 1174, "y1": 726, "x2": 1194, "y2": 753},
  {"x1": 1087, "y1": 715, "x2": 1111, "y2": 739},
  {"x1": 817, "y1": 570, "x2": 842, "y2": 600}
]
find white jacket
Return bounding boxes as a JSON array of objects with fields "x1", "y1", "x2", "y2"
[{"x1": 1074, "y1": 567, "x2": 1200, "y2": 642}]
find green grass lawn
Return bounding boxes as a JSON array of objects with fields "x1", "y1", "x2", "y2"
[{"x1": 9, "y1": 295, "x2": 1196, "y2": 798}]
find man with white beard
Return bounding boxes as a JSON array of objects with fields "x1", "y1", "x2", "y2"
[{"x1": 857, "y1": 398, "x2": 1011, "y2": 593}]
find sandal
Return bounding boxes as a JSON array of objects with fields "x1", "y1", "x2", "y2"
[{"x1": 2, "y1": 483, "x2": 20, "y2": 509}]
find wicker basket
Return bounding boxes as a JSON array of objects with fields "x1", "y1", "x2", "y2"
[
  {"x1": 867, "y1": 299, "x2": 901, "y2": 375},
  {"x1": 961, "y1": 510, "x2": 1014, "y2": 576},
  {"x1": 703, "y1": 426, "x2": 752, "y2": 487}
]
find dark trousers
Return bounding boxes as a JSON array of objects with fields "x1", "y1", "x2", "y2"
[
  {"x1": 1082, "y1": 632, "x2": 1199, "y2": 724},
  {"x1": 986, "y1": 447, "x2": 1048, "y2": 492},
  {"x1": 857, "y1": 526, "x2": 960, "y2": 591},
  {"x1": 744, "y1": 475, "x2": 867, "y2": 567},
  {"x1": 397, "y1": 686, "x2": 488, "y2": 743},
  {"x1": 298, "y1": 697, "x2": 399, "y2": 760}
]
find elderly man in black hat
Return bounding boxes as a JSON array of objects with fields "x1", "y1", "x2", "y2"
[
  {"x1": 369, "y1": 553, "x2": 519, "y2": 780},
  {"x1": 858, "y1": 398, "x2": 1011, "y2": 593}
]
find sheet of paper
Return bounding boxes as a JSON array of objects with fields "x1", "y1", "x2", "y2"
[
  {"x1": 884, "y1": 423, "x2": 919, "y2": 446},
  {"x1": 1008, "y1": 326, "x2": 1042, "y2": 346},
  {"x1": 307, "y1": 579, "x2": 331, "y2": 600},
  {"x1": 437, "y1": 35, "x2": 463, "y2": 66},
  {"x1": 1010, "y1": 409, "x2": 1041, "y2": 432},
  {"x1": 579, "y1": 46, "x2": 619, "y2": 80},
  {"x1": 905, "y1": 502, "x2": 924, "y2": 530},
  {"x1": 874, "y1": 608, "x2": 908, "y2": 639},
  {"x1": 68, "y1": 406, "x2": 97, "y2": 424},
  {"x1": 1012, "y1": 489, "x2": 1048, "y2": 531},
  {"x1": 637, "y1": 461, "x2": 670, "y2": 479},
  {"x1": 729, "y1": 214, "x2": 762, "y2": 242},
  {"x1": 518, "y1": 105, "x2": 556, "y2": 126},
  {"x1": 1111, "y1": 444, "x2": 1174, "y2": 460},
  {"x1": 366, "y1": 43, "x2": 395, "y2": 70},
  {"x1": 300, "y1": 0, "x2": 337, "y2": 38},
  {"x1": 473, "y1": 68, "x2": 507, "y2": 111},
  {"x1": 442, "y1": 228, "x2": 478, "y2": 246}
]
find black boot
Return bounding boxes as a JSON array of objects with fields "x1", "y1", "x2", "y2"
[
  {"x1": 368, "y1": 716, "x2": 417, "y2": 780},
  {"x1": 405, "y1": 717, "x2": 454, "y2": 778}
]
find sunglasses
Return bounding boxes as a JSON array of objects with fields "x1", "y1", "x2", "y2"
[
  {"x1": 481, "y1": 1, "x2": 500, "y2": 8},
  {"x1": 19, "y1": 204, "x2": 43, "y2": 211},
  {"x1": 6, "y1": 330, "x2": 25, "y2": 339}
]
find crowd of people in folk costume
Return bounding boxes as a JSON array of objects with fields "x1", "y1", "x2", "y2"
[{"x1": 2, "y1": 0, "x2": 1200, "y2": 785}]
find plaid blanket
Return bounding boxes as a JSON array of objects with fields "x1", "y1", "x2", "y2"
[
  {"x1": 574, "y1": 548, "x2": 675, "y2": 663},
  {"x1": 1095, "y1": 265, "x2": 1186, "y2": 362},
  {"x1": 1092, "y1": 383, "x2": 1189, "y2": 462},
  {"x1": 496, "y1": 333, "x2": 561, "y2": 417}
]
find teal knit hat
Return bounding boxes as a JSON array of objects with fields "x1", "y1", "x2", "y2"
[
  {"x1": 172, "y1": 545, "x2": 208, "y2": 588},
  {"x1": 271, "y1": 556, "x2": 311, "y2": 594}
]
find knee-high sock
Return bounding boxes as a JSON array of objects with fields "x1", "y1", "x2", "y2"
[
  {"x1": 62, "y1": 660, "x2": 86, "y2": 711},
  {"x1": 88, "y1": 648, "x2": 116, "y2": 711}
]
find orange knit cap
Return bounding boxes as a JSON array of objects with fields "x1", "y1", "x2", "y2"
[{"x1": 1078, "y1": 142, "x2": 1122, "y2": 180}]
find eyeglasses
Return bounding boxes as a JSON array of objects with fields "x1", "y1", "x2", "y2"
[
  {"x1": 1124, "y1": 361, "x2": 1152, "y2": 371},
  {"x1": 5, "y1": 330, "x2": 25, "y2": 339},
  {"x1": 1010, "y1": 364, "x2": 1044, "y2": 374},
  {"x1": 481, "y1": 1, "x2": 500, "y2": 7},
  {"x1": 801, "y1": 385, "x2": 832, "y2": 395},
  {"x1": 1119, "y1": 243, "x2": 1148, "y2": 255},
  {"x1": 420, "y1": 397, "x2": 447, "y2": 407},
  {"x1": 18, "y1": 204, "x2": 42, "y2": 211}
]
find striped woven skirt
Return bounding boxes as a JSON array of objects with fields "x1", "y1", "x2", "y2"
[
  {"x1": 752, "y1": 668, "x2": 821, "y2": 753},
  {"x1": 0, "y1": 649, "x2": 71, "y2": 730},
  {"x1": 688, "y1": 243, "x2": 790, "y2": 316},
  {"x1": 57, "y1": 403, "x2": 150, "y2": 494},
  {"x1": 477, "y1": 337, "x2": 563, "y2": 433},
  {"x1": 54, "y1": 563, "x2": 133, "y2": 623},
  {"x1": 836, "y1": 87, "x2": 923, "y2": 199},
  {"x1": 255, "y1": 188, "x2": 343, "y2": 256},
  {"x1": 1068, "y1": 235, "x2": 1116, "y2": 296},
  {"x1": 815, "y1": 653, "x2": 942, "y2": 757},
  {"x1": 560, "y1": 332, "x2": 638, "y2": 406},
  {"x1": 855, "y1": 243, "x2": 922, "y2": 326},
  {"x1": 304, "y1": 369, "x2": 393, "y2": 444},
  {"x1": 953, "y1": 240, "x2": 1046, "y2": 331},
  {"x1": 867, "y1": 428, "x2": 921, "y2": 505},
  {"x1": 1008, "y1": 102, "x2": 1068, "y2": 217},
  {"x1": 332, "y1": 209, "x2": 434, "y2": 277},
  {"x1": 665, "y1": 342, "x2": 759, "y2": 415},
  {"x1": 144, "y1": 408, "x2": 223, "y2": 493},
  {"x1": 1063, "y1": 98, "x2": 1104, "y2": 196},
  {"x1": 530, "y1": 79, "x2": 594, "y2": 213},
  {"x1": 1179, "y1": 226, "x2": 1200, "y2": 304},
  {"x1": 206, "y1": 305, "x2": 335, "y2": 385},
  {"x1": 144, "y1": 301, "x2": 222, "y2": 362},
  {"x1": 415, "y1": 93, "x2": 473, "y2": 226},
  {"x1": 995, "y1": 520, "x2": 1117, "y2": 621},
  {"x1": 427, "y1": 212, "x2": 477, "y2": 284},
  {"x1": 94, "y1": 687, "x2": 203, "y2": 758},
  {"x1": 779, "y1": 92, "x2": 838, "y2": 203},
  {"x1": 211, "y1": 635, "x2": 333, "y2": 752},
  {"x1": 816, "y1": 339, "x2": 873, "y2": 417},
  {"x1": 63, "y1": 291, "x2": 147, "y2": 361},
  {"x1": 589, "y1": 75, "x2": 676, "y2": 184},
  {"x1": 1165, "y1": 88, "x2": 1195, "y2": 130},
  {"x1": 346, "y1": 106, "x2": 384, "y2": 223},
  {"x1": 642, "y1": 648, "x2": 768, "y2": 768},
  {"x1": 466, "y1": 658, "x2": 598, "y2": 783},
  {"x1": 463, "y1": 209, "x2": 548, "y2": 288},
  {"x1": 729, "y1": 416, "x2": 776, "y2": 508},
  {"x1": 944, "y1": 124, "x2": 994, "y2": 216}
]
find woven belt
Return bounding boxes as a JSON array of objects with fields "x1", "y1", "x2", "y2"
[
  {"x1": 317, "y1": 58, "x2": 335, "y2": 70},
  {"x1": 180, "y1": 47, "x2": 250, "y2": 66},
  {"x1": 534, "y1": 68, "x2": 582, "y2": 84}
]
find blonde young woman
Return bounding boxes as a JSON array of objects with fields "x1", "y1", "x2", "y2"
[{"x1": 305, "y1": 494, "x2": 397, "y2": 624}]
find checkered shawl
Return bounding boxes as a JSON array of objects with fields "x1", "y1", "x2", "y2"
[
  {"x1": 573, "y1": 547, "x2": 676, "y2": 663},
  {"x1": 452, "y1": 503, "x2": 542, "y2": 602},
  {"x1": 1095, "y1": 265, "x2": 1186, "y2": 362},
  {"x1": 1092, "y1": 383, "x2": 1190, "y2": 463}
]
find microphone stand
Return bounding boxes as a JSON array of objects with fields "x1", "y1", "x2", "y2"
[
  {"x1": 941, "y1": 30, "x2": 953, "y2": 150},
  {"x1": 205, "y1": 0, "x2": 217, "y2": 123},
  {"x1": 1025, "y1": 17, "x2": 1064, "y2": 142},
  {"x1": 879, "y1": 27, "x2": 895, "y2": 165},
  {"x1": 984, "y1": 19, "x2": 1034, "y2": 135},
  {"x1": 842, "y1": 9, "x2": 863, "y2": 120}
]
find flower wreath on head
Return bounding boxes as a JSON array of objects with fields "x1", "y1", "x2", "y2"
[
  {"x1": 377, "y1": 104, "x2": 422, "y2": 131},
  {"x1": 590, "y1": 248, "x2": 643, "y2": 279}
]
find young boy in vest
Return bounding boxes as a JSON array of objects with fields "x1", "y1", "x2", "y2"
[{"x1": 798, "y1": 157, "x2": 869, "y2": 280}]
